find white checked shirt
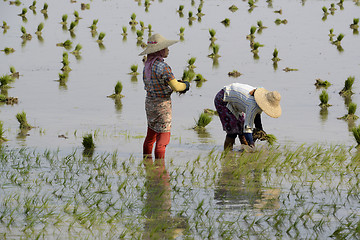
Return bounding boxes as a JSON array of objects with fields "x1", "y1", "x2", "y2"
[{"x1": 223, "y1": 83, "x2": 262, "y2": 133}]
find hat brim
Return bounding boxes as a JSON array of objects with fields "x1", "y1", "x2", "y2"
[
  {"x1": 254, "y1": 88, "x2": 282, "y2": 118},
  {"x1": 139, "y1": 40, "x2": 178, "y2": 56}
]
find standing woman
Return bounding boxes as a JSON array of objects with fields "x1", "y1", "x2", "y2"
[
  {"x1": 214, "y1": 83, "x2": 281, "y2": 150},
  {"x1": 139, "y1": 34, "x2": 190, "y2": 160}
]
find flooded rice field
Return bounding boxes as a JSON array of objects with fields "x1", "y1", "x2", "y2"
[{"x1": 1, "y1": 0, "x2": 360, "y2": 239}]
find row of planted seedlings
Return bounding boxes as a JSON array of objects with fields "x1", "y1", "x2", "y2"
[
  {"x1": 317, "y1": 76, "x2": 360, "y2": 145},
  {"x1": 2, "y1": 140, "x2": 360, "y2": 238}
]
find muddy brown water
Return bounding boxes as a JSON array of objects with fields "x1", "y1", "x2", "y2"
[{"x1": 0, "y1": 1, "x2": 359, "y2": 155}]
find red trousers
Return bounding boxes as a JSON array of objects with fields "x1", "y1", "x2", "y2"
[{"x1": 143, "y1": 127, "x2": 170, "y2": 159}]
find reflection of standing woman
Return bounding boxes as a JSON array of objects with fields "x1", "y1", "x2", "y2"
[
  {"x1": 139, "y1": 34, "x2": 190, "y2": 160},
  {"x1": 214, "y1": 83, "x2": 281, "y2": 150}
]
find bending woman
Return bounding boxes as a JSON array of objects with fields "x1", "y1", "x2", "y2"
[{"x1": 214, "y1": 83, "x2": 281, "y2": 150}]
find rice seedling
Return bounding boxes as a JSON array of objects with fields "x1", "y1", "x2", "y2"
[
  {"x1": 274, "y1": 9, "x2": 282, "y2": 14},
  {"x1": 251, "y1": 42, "x2": 263, "y2": 55},
  {"x1": 81, "y1": 3, "x2": 90, "y2": 10},
  {"x1": 144, "y1": 0, "x2": 150, "y2": 11},
  {"x1": 129, "y1": 64, "x2": 139, "y2": 75},
  {"x1": 97, "y1": 32, "x2": 106, "y2": 43},
  {"x1": 257, "y1": 21, "x2": 267, "y2": 33},
  {"x1": 129, "y1": 13, "x2": 138, "y2": 26},
  {"x1": 107, "y1": 81, "x2": 124, "y2": 99},
  {"x1": 272, "y1": 48, "x2": 281, "y2": 62},
  {"x1": 1, "y1": 21, "x2": 10, "y2": 31},
  {"x1": 0, "y1": 74, "x2": 14, "y2": 88},
  {"x1": 56, "y1": 39, "x2": 72, "y2": 50},
  {"x1": 328, "y1": 28, "x2": 335, "y2": 40},
  {"x1": 228, "y1": 70, "x2": 242, "y2": 77},
  {"x1": 178, "y1": 27, "x2": 185, "y2": 38},
  {"x1": 69, "y1": 21, "x2": 77, "y2": 33},
  {"x1": 182, "y1": 70, "x2": 196, "y2": 82},
  {"x1": 136, "y1": 30, "x2": 144, "y2": 40},
  {"x1": 20, "y1": 26, "x2": 32, "y2": 40},
  {"x1": 314, "y1": 79, "x2": 331, "y2": 88},
  {"x1": 18, "y1": 8, "x2": 27, "y2": 17},
  {"x1": 193, "y1": 112, "x2": 212, "y2": 130},
  {"x1": 89, "y1": 19, "x2": 98, "y2": 32},
  {"x1": 74, "y1": 10, "x2": 81, "y2": 21},
  {"x1": 70, "y1": 44, "x2": 82, "y2": 57},
  {"x1": 196, "y1": 7, "x2": 205, "y2": 18},
  {"x1": 61, "y1": 14, "x2": 68, "y2": 25},
  {"x1": 248, "y1": 0, "x2": 257, "y2": 11},
  {"x1": 188, "y1": 11, "x2": 196, "y2": 21},
  {"x1": 177, "y1": 5, "x2": 184, "y2": 17},
  {"x1": 337, "y1": 0, "x2": 344, "y2": 7},
  {"x1": 209, "y1": 29, "x2": 216, "y2": 42},
  {"x1": 229, "y1": 5, "x2": 238, "y2": 12},
  {"x1": 148, "y1": 24, "x2": 153, "y2": 35},
  {"x1": 329, "y1": 3, "x2": 336, "y2": 14},
  {"x1": 35, "y1": 22, "x2": 44, "y2": 36},
  {"x1": 29, "y1": 1, "x2": 36, "y2": 10},
  {"x1": 322, "y1": 6, "x2": 329, "y2": 16},
  {"x1": 221, "y1": 18, "x2": 230, "y2": 27},
  {"x1": 339, "y1": 76, "x2": 355, "y2": 96},
  {"x1": 121, "y1": 26, "x2": 128, "y2": 36},
  {"x1": 61, "y1": 52, "x2": 71, "y2": 72},
  {"x1": 332, "y1": 33, "x2": 344, "y2": 48},
  {"x1": 16, "y1": 111, "x2": 33, "y2": 130},
  {"x1": 187, "y1": 57, "x2": 196, "y2": 70},
  {"x1": 352, "y1": 125, "x2": 360, "y2": 146},
  {"x1": 0, "y1": 121, "x2": 8, "y2": 143},
  {"x1": 350, "y1": 18, "x2": 359, "y2": 30},
  {"x1": 1, "y1": 47, "x2": 15, "y2": 54},
  {"x1": 40, "y1": 3, "x2": 48, "y2": 14},
  {"x1": 338, "y1": 102, "x2": 359, "y2": 120},
  {"x1": 10, "y1": 66, "x2": 19, "y2": 79},
  {"x1": 319, "y1": 90, "x2": 331, "y2": 108},
  {"x1": 208, "y1": 44, "x2": 220, "y2": 58},
  {"x1": 177, "y1": 5, "x2": 184, "y2": 13},
  {"x1": 82, "y1": 133, "x2": 95, "y2": 150},
  {"x1": 246, "y1": 26, "x2": 257, "y2": 41},
  {"x1": 275, "y1": 18, "x2": 288, "y2": 25}
]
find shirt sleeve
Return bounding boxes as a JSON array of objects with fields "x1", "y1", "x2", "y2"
[{"x1": 162, "y1": 63, "x2": 176, "y2": 84}]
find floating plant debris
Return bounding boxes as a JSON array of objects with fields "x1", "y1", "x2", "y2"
[
  {"x1": 283, "y1": 67, "x2": 298, "y2": 72},
  {"x1": 228, "y1": 70, "x2": 242, "y2": 77},
  {"x1": 314, "y1": 78, "x2": 331, "y2": 88}
]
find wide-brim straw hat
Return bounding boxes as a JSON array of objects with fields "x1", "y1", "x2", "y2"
[
  {"x1": 254, "y1": 88, "x2": 282, "y2": 118},
  {"x1": 139, "y1": 33, "x2": 178, "y2": 56}
]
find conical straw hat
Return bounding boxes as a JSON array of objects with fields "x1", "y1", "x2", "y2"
[
  {"x1": 254, "y1": 88, "x2": 282, "y2": 118},
  {"x1": 139, "y1": 33, "x2": 178, "y2": 56}
]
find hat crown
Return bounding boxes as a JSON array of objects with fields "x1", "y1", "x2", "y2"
[
  {"x1": 147, "y1": 34, "x2": 165, "y2": 45},
  {"x1": 266, "y1": 91, "x2": 281, "y2": 107},
  {"x1": 139, "y1": 33, "x2": 178, "y2": 56}
]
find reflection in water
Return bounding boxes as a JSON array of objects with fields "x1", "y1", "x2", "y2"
[
  {"x1": 143, "y1": 158, "x2": 188, "y2": 239},
  {"x1": 195, "y1": 128, "x2": 212, "y2": 143},
  {"x1": 131, "y1": 75, "x2": 138, "y2": 83},
  {"x1": 342, "y1": 95, "x2": 352, "y2": 107},
  {"x1": 114, "y1": 96, "x2": 123, "y2": 113},
  {"x1": 319, "y1": 107, "x2": 328, "y2": 123},
  {"x1": 215, "y1": 152, "x2": 280, "y2": 211}
]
